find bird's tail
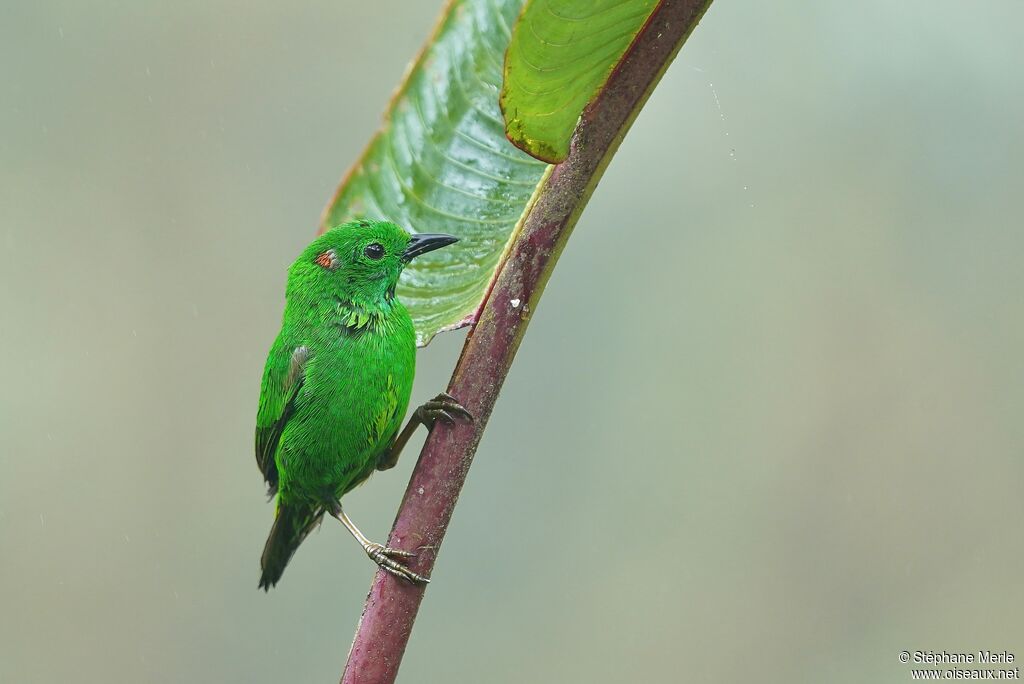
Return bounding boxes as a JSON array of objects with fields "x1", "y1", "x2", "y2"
[{"x1": 259, "y1": 501, "x2": 323, "y2": 590}]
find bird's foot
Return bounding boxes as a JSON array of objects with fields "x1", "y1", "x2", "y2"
[
  {"x1": 415, "y1": 392, "x2": 473, "y2": 429},
  {"x1": 364, "y1": 542, "x2": 429, "y2": 584}
]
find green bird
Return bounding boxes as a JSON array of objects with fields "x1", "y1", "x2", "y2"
[{"x1": 255, "y1": 219, "x2": 469, "y2": 590}]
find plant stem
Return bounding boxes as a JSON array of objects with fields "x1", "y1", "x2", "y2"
[{"x1": 340, "y1": 1, "x2": 713, "y2": 681}]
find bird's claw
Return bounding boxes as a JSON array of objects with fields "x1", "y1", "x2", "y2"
[
  {"x1": 364, "y1": 542, "x2": 429, "y2": 584},
  {"x1": 416, "y1": 392, "x2": 473, "y2": 429}
]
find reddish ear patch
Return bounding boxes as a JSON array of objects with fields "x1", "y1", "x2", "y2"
[{"x1": 315, "y1": 250, "x2": 336, "y2": 269}]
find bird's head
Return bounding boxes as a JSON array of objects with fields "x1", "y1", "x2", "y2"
[{"x1": 288, "y1": 219, "x2": 458, "y2": 308}]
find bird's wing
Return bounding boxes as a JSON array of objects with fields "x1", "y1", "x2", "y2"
[{"x1": 255, "y1": 343, "x2": 309, "y2": 495}]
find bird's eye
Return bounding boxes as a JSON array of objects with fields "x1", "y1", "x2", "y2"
[{"x1": 364, "y1": 243, "x2": 385, "y2": 260}]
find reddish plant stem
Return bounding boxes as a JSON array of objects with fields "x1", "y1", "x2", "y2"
[{"x1": 341, "y1": 2, "x2": 713, "y2": 682}]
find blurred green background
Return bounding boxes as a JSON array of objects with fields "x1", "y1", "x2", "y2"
[{"x1": 2, "y1": 1, "x2": 1022, "y2": 682}]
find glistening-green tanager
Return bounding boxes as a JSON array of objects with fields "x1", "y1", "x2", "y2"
[{"x1": 255, "y1": 219, "x2": 469, "y2": 589}]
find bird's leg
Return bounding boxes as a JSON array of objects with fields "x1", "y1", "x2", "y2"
[
  {"x1": 376, "y1": 391, "x2": 473, "y2": 471},
  {"x1": 328, "y1": 502, "x2": 429, "y2": 584}
]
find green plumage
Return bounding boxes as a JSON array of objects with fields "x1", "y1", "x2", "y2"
[{"x1": 255, "y1": 220, "x2": 449, "y2": 589}]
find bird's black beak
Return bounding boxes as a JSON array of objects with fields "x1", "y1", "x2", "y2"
[{"x1": 402, "y1": 232, "x2": 459, "y2": 262}]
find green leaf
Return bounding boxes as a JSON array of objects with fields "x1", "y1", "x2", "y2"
[
  {"x1": 321, "y1": 0, "x2": 548, "y2": 346},
  {"x1": 500, "y1": 0, "x2": 659, "y2": 163}
]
